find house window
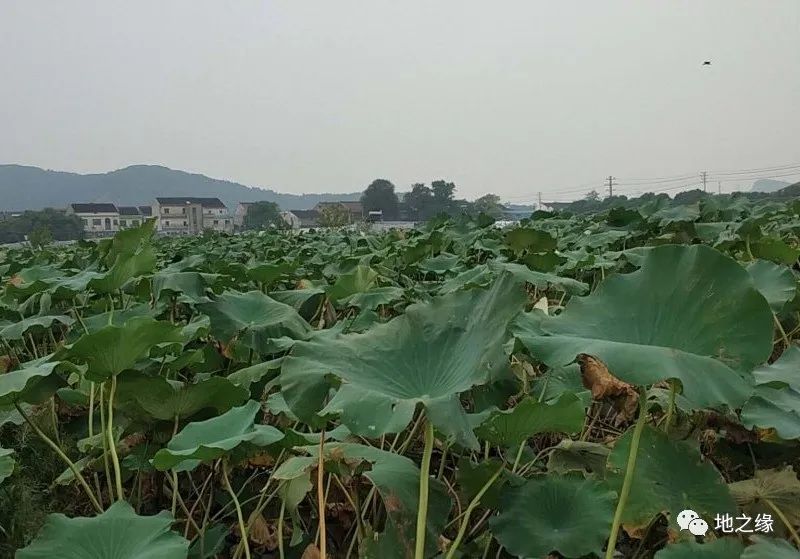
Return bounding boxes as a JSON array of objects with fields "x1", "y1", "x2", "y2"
[
  {"x1": 182, "y1": 207, "x2": 186, "y2": 214},
  {"x1": 82, "y1": 219, "x2": 88, "y2": 226},
  {"x1": 132, "y1": 219, "x2": 139, "y2": 226},
  {"x1": 224, "y1": 219, "x2": 230, "y2": 224},
  {"x1": 165, "y1": 220, "x2": 170, "y2": 226},
  {"x1": 183, "y1": 221, "x2": 188, "y2": 226},
  {"x1": 213, "y1": 220, "x2": 219, "y2": 225},
  {"x1": 120, "y1": 220, "x2": 126, "y2": 227},
  {"x1": 163, "y1": 208, "x2": 169, "y2": 214},
  {"x1": 92, "y1": 218, "x2": 101, "y2": 225},
  {"x1": 113, "y1": 219, "x2": 118, "y2": 225}
]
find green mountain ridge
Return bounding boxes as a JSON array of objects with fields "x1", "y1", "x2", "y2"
[{"x1": 0, "y1": 164, "x2": 361, "y2": 211}]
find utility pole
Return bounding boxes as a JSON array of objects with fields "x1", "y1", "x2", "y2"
[
  {"x1": 717, "y1": 181, "x2": 721, "y2": 195},
  {"x1": 701, "y1": 171, "x2": 708, "y2": 192},
  {"x1": 606, "y1": 176, "x2": 616, "y2": 198},
  {"x1": 537, "y1": 191, "x2": 542, "y2": 209}
]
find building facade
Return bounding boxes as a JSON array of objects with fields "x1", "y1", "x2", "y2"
[
  {"x1": 66, "y1": 203, "x2": 120, "y2": 237},
  {"x1": 313, "y1": 201, "x2": 363, "y2": 223},
  {"x1": 152, "y1": 197, "x2": 233, "y2": 235}
]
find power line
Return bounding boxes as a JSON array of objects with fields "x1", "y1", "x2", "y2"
[{"x1": 711, "y1": 162, "x2": 800, "y2": 176}]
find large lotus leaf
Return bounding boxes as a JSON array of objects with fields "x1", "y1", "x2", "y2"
[
  {"x1": 474, "y1": 392, "x2": 585, "y2": 447},
  {"x1": 295, "y1": 442, "x2": 451, "y2": 559},
  {"x1": 152, "y1": 400, "x2": 284, "y2": 472},
  {"x1": 152, "y1": 271, "x2": 216, "y2": 303},
  {"x1": 342, "y1": 286, "x2": 405, "y2": 310},
  {"x1": 418, "y1": 253, "x2": 461, "y2": 273},
  {"x1": 490, "y1": 476, "x2": 615, "y2": 558},
  {"x1": 68, "y1": 304, "x2": 152, "y2": 341},
  {"x1": 280, "y1": 273, "x2": 527, "y2": 447},
  {"x1": 89, "y1": 245, "x2": 156, "y2": 294},
  {"x1": 741, "y1": 387, "x2": 800, "y2": 439},
  {"x1": 16, "y1": 500, "x2": 189, "y2": 559},
  {"x1": 491, "y1": 261, "x2": 588, "y2": 295},
  {"x1": 513, "y1": 244, "x2": 772, "y2": 409},
  {"x1": 504, "y1": 227, "x2": 557, "y2": 253},
  {"x1": 753, "y1": 345, "x2": 800, "y2": 391},
  {"x1": 326, "y1": 265, "x2": 379, "y2": 302},
  {"x1": 115, "y1": 371, "x2": 248, "y2": 421},
  {"x1": 0, "y1": 446, "x2": 14, "y2": 484},
  {"x1": 750, "y1": 237, "x2": 800, "y2": 265},
  {"x1": 741, "y1": 536, "x2": 800, "y2": 559},
  {"x1": 654, "y1": 539, "x2": 743, "y2": 559},
  {"x1": 747, "y1": 260, "x2": 797, "y2": 312},
  {"x1": 729, "y1": 467, "x2": 800, "y2": 535},
  {"x1": 68, "y1": 316, "x2": 183, "y2": 382},
  {"x1": 0, "y1": 315, "x2": 73, "y2": 341},
  {"x1": 246, "y1": 261, "x2": 296, "y2": 287},
  {"x1": 197, "y1": 290, "x2": 312, "y2": 351},
  {"x1": 546, "y1": 439, "x2": 610, "y2": 476},
  {"x1": 606, "y1": 425, "x2": 735, "y2": 527},
  {"x1": 0, "y1": 361, "x2": 66, "y2": 406}
]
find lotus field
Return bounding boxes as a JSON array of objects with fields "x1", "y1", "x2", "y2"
[{"x1": 3, "y1": 196, "x2": 800, "y2": 559}]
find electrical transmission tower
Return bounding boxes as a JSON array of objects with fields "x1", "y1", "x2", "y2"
[{"x1": 606, "y1": 176, "x2": 617, "y2": 198}]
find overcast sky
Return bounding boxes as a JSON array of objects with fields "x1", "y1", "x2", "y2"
[{"x1": 2, "y1": 1, "x2": 799, "y2": 202}]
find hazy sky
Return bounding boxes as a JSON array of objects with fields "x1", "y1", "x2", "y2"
[{"x1": 2, "y1": 1, "x2": 799, "y2": 202}]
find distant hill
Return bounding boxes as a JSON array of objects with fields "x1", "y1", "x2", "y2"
[
  {"x1": 751, "y1": 178, "x2": 791, "y2": 193},
  {"x1": 0, "y1": 164, "x2": 361, "y2": 211}
]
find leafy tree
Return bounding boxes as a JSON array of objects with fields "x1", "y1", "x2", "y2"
[
  {"x1": 28, "y1": 225, "x2": 52, "y2": 248},
  {"x1": 0, "y1": 209, "x2": 83, "y2": 244},
  {"x1": 243, "y1": 201, "x2": 281, "y2": 230},
  {"x1": 361, "y1": 179, "x2": 399, "y2": 220},
  {"x1": 585, "y1": 189, "x2": 600, "y2": 201},
  {"x1": 403, "y1": 183, "x2": 434, "y2": 221},
  {"x1": 318, "y1": 204, "x2": 350, "y2": 227},
  {"x1": 473, "y1": 193, "x2": 504, "y2": 217},
  {"x1": 431, "y1": 180, "x2": 456, "y2": 203}
]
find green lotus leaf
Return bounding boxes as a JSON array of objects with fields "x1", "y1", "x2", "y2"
[
  {"x1": 491, "y1": 261, "x2": 589, "y2": 295},
  {"x1": 490, "y1": 475, "x2": 615, "y2": 558},
  {"x1": 753, "y1": 345, "x2": 800, "y2": 390},
  {"x1": 152, "y1": 271, "x2": 216, "y2": 303},
  {"x1": 297, "y1": 442, "x2": 451, "y2": 559},
  {"x1": 747, "y1": 259, "x2": 797, "y2": 312},
  {"x1": 513, "y1": 244, "x2": 772, "y2": 409},
  {"x1": 16, "y1": 500, "x2": 189, "y2": 559},
  {"x1": 115, "y1": 371, "x2": 249, "y2": 421},
  {"x1": 504, "y1": 227, "x2": 557, "y2": 253},
  {"x1": 0, "y1": 315, "x2": 73, "y2": 341},
  {"x1": 0, "y1": 446, "x2": 14, "y2": 484},
  {"x1": 152, "y1": 400, "x2": 284, "y2": 472},
  {"x1": 750, "y1": 237, "x2": 800, "y2": 265},
  {"x1": 281, "y1": 273, "x2": 527, "y2": 447},
  {"x1": 246, "y1": 261, "x2": 296, "y2": 287},
  {"x1": 741, "y1": 536, "x2": 800, "y2": 559},
  {"x1": 474, "y1": 392, "x2": 585, "y2": 447},
  {"x1": 197, "y1": 290, "x2": 312, "y2": 352},
  {"x1": 226, "y1": 358, "x2": 283, "y2": 390},
  {"x1": 654, "y1": 539, "x2": 744, "y2": 559},
  {"x1": 606, "y1": 425, "x2": 735, "y2": 527},
  {"x1": 89, "y1": 245, "x2": 156, "y2": 294},
  {"x1": 326, "y1": 265, "x2": 379, "y2": 302},
  {"x1": 68, "y1": 316, "x2": 184, "y2": 382},
  {"x1": 0, "y1": 361, "x2": 66, "y2": 406},
  {"x1": 546, "y1": 439, "x2": 610, "y2": 476},
  {"x1": 418, "y1": 253, "x2": 461, "y2": 273},
  {"x1": 342, "y1": 286, "x2": 405, "y2": 310}
]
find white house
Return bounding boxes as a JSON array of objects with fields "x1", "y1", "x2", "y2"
[
  {"x1": 152, "y1": 197, "x2": 233, "y2": 235},
  {"x1": 66, "y1": 203, "x2": 120, "y2": 237}
]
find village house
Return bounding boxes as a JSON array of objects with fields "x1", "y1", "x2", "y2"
[
  {"x1": 66, "y1": 203, "x2": 120, "y2": 237},
  {"x1": 117, "y1": 206, "x2": 145, "y2": 229},
  {"x1": 152, "y1": 197, "x2": 233, "y2": 236}
]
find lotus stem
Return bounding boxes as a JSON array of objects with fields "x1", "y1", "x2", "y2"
[
  {"x1": 277, "y1": 499, "x2": 286, "y2": 559},
  {"x1": 98, "y1": 382, "x2": 114, "y2": 503},
  {"x1": 14, "y1": 402, "x2": 103, "y2": 513},
  {"x1": 222, "y1": 460, "x2": 251, "y2": 559},
  {"x1": 605, "y1": 388, "x2": 648, "y2": 559},
  {"x1": 764, "y1": 498, "x2": 800, "y2": 548},
  {"x1": 106, "y1": 375, "x2": 124, "y2": 501},
  {"x1": 664, "y1": 381, "x2": 676, "y2": 432},
  {"x1": 774, "y1": 315, "x2": 791, "y2": 348},
  {"x1": 414, "y1": 420, "x2": 435, "y2": 559},
  {"x1": 50, "y1": 396, "x2": 61, "y2": 446},
  {"x1": 445, "y1": 464, "x2": 504, "y2": 559},
  {"x1": 317, "y1": 428, "x2": 327, "y2": 559}
]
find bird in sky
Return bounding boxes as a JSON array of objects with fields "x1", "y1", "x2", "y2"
[{"x1": 703, "y1": 60, "x2": 712, "y2": 66}]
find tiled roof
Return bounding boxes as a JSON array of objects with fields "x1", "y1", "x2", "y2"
[
  {"x1": 138, "y1": 206, "x2": 153, "y2": 216},
  {"x1": 70, "y1": 203, "x2": 118, "y2": 213},
  {"x1": 155, "y1": 197, "x2": 226, "y2": 208},
  {"x1": 117, "y1": 206, "x2": 141, "y2": 215},
  {"x1": 289, "y1": 209, "x2": 320, "y2": 219}
]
